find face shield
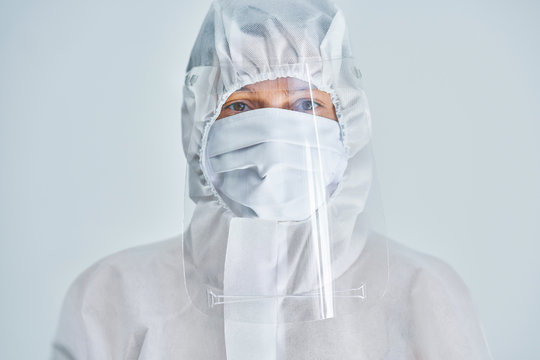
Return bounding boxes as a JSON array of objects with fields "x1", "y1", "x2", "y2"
[{"x1": 181, "y1": 59, "x2": 388, "y2": 325}]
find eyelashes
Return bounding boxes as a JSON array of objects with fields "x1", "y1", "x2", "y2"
[
  {"x1": 217, "y1": 86, "x2": 337, "y2": 121},
  {"x1": 223, "y1": 99, "x2": 323, "y2": 114},
  {"x1": 293, "y1": 99, "x2": 321, "y2": 112},
  {"x1": 225, "y1": 102, "x2": 252, "y2": 112}
]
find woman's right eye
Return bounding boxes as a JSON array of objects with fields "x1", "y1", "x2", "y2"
[{"x1": 226, "y1": 102, "x2": 250, "y2": 112}]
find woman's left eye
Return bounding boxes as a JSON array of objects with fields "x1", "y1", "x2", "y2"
[{"x1": 296, "y1": 100, "x2": 320, "y2": 112}]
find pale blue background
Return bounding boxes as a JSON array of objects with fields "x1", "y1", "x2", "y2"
[{"x1": 1, "y1": 0, "x2": 538, "y2": 358}]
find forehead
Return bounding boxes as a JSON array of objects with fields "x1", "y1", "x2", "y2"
[{"x1": 238, "y1": 77, "x2": 316, "y2": 92}]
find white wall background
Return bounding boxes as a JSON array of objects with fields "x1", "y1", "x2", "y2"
[{"x1": 1, "y1": 0, "x2": 538, "y2": 358}]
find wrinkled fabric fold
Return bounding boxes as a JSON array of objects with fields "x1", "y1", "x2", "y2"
[{"x1": 206, "y1": 108, "x2": 348, "y2": 220}]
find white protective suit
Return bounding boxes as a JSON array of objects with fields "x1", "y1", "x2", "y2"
[{"x1": 51, "y1": 0, "x2": 492, "y2": 359}]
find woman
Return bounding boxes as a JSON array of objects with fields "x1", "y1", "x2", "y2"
[{"x1": 51, "y1": 0, "x2": 492, "y2": 358}]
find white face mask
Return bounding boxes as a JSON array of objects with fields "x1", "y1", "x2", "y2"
[{"x1": 205, "y1": 107, "x2": 348, "y2": 221}]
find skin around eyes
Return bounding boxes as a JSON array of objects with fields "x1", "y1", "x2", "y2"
[{"x1": 216, "y1": 77, "x2": 338, "y2": 121}]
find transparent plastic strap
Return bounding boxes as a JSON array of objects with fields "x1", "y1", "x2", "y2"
[{"x1": 208, "y1": 285, "x2": 366, "y2": 307}]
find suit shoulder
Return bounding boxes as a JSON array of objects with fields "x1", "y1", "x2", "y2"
[
  {"x1": 388, "y1": 237, "x2": 465, "y2": 281},
  {"x1": 365, "y1": 235, "x2": 472, "y2": 298},
  {"x1": 64, "y1": 234, "x2": 185, "y2": 309}
]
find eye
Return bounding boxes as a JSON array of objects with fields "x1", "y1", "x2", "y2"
[
  {"x1": 226, "y1": 102, "x2": 251, "y2": 112},
  {"x1": 294, "y1": 99, "x2": 320, "y2": 112}
]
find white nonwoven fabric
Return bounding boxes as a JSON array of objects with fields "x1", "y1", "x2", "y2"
[
  {"x1": 50, "y1": 0, "x2": 492, "y2": 358},
  {"x1": 50, "y1": 235, "x2": 492, "y2": 359},
  {"x1": 206, "y1": 108, "x2": 348, "y2": 221}
]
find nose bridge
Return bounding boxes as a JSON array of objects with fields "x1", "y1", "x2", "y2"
[{"x1": 261, "y1": 89, "x2": 292, "y2": 110}]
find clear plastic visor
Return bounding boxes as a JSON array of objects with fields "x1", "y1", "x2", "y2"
[{"x1": 182, "y1": 68, "x2": 388, "y2": 324}]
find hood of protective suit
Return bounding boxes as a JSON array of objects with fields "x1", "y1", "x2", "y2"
[
  {"x1": 180, "y1": 0, "x2": 384, "y2": 333},
  {"x1": 181, "y1": 0, "x2": 371, "y2": 199}
]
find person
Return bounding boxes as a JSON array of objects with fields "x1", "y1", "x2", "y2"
[{"x1": 50, "y1": 0, "x2": 492, "y2": 359}]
